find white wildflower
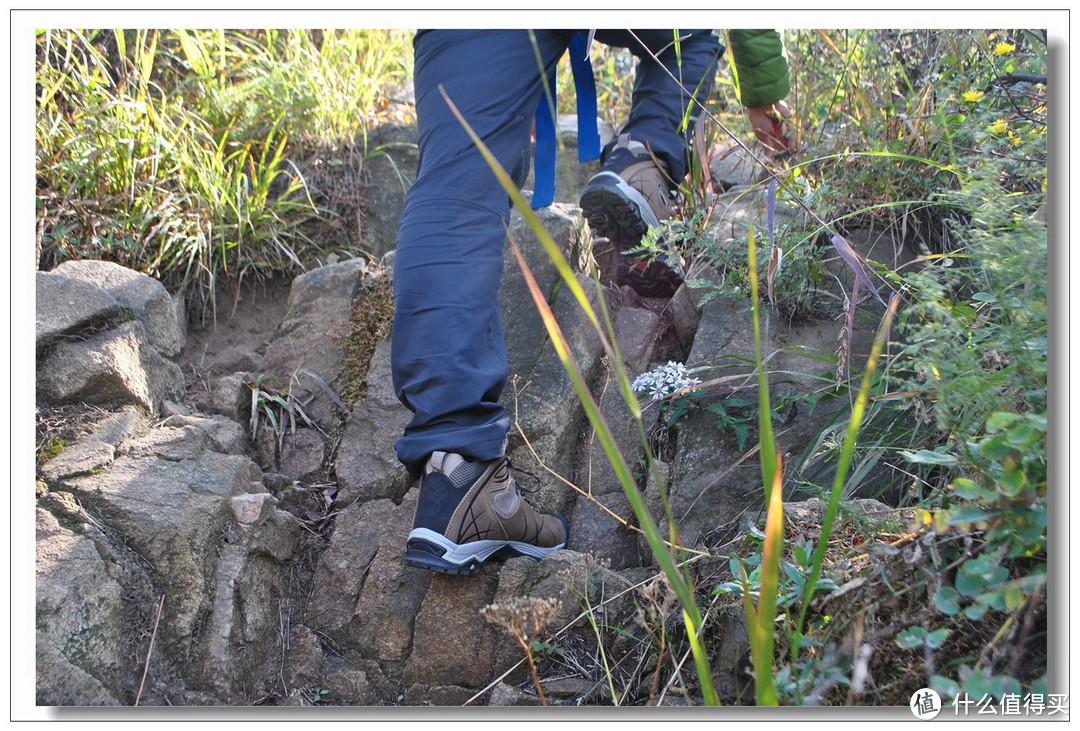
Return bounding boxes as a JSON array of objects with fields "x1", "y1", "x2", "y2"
[{"x1": 631, "y1": 361, "x2": 702, "y2": 400}]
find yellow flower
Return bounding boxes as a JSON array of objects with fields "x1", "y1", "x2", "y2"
[
  {"x1": 987, "y1": 119, "x2": 1008, "y2": 135},
  {"x1": 962, "y1": 90, "x2": 985, "y2": 103},
  {"x1": 994, "y1": 41, "x2": 1016, "y2": 56}
]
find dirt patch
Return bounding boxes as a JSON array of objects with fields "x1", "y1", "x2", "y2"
[{"x1": 177, "y1": 276, "x2": 293, "y2": 398}]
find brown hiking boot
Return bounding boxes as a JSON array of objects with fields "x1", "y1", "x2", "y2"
[
  {"x1": 403, "y1": 451, "x2": 569, "y2": 576},
  {"x1": 580, "y1": 134, "x2": 685, "y2": 298}
]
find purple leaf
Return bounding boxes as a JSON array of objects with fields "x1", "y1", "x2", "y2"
[
  {"x1": 830, "y1": 233, "x2": 884, "y2": 304},
  {"x1": 766, "y1": 178, "x2": 777, "y2": 250}
]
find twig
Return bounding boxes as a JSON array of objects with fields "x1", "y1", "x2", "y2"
[
  {"x1": 134, "y1": 594, "x2": 165, "y2": 706},
  {"x1": 517, "y1": 637, "x2": 548, "y2": 706}
]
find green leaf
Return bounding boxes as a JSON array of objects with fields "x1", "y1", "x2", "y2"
[
  {"x1": 955, "y1": 569, "x2": 984, "y2": 598},
  {"x1": 1003, "y1": 422, "x2": 1037, "y2": 448},
  {"x1": 998, "y1": 468, "x2": 1027, "y2": 496},
  {"x1": 925, "y1": 628, "x2": 950, "y2": 649},
  {"x1": 792, "y1": 543, "x2": 808, "y2": 566},
  {"x1": 732, "y1": 422, "x2": 750, "y2": 451},
  {"x1": 964, "y1": 599, "x2": 989, "y2": 620},
  {"x1": 934, "y1": 586, "x2": 962, "y2": 616},
  {"x1": 713, "y1": 581, "x2": 744, "y2": 596},
  {"x1": 900, "y1": 449, "x2": 958, "y2": 466},
  {"x1": 979, "y1": 433, "x2": 1019, "y2": 461},
  {"x1": 945, "y1": 505, "x2": 989, "y2": 528},
  {"x1": 985, "y1": 411, "x2": 1020, "y2": 433},
  {"x1": 1003, "y1": 584, "x2": 1026, "y2": 611},
  {"x1": 931, "y1": 675, "x2": 961, "y2": 700},
  {"x1": 896, "y1": 626, "x2": 926, "y2": 649},
  {"x1": 949, "y1": 477, "x2": 985, "y2": 500}
]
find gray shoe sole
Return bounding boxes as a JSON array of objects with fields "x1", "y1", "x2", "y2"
[
  {"x1": 403, "y1": 524, "x2": 569, "y2": 576},
  {"x1": 581, "y1": 172, "x2": 685, "y2": 298},
  {"x1": 580, "y1": 171, "x2": 661, "y2": 245}
]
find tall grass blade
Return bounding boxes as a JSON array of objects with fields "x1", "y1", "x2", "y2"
[
  {"x1": 754, "y1": 457, "x2": 784, "y2": 705},
  {"x1": 746, "y1": 216, "x2": 783, "y2": 704},
  {"x1": 747, "y1": 220, "x2": 778, "y2": 500}
]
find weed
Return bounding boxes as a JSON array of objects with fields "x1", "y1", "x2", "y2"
[{"x1": 480, "y1": 596, "x2": 563, "y2": 705}]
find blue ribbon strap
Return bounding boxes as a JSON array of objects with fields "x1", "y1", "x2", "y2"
[{"x1": 531, "y1": 32, "x2": 601, "y2": 209}]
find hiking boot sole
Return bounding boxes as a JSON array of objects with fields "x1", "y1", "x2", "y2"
[
  {"x1": 580, "y1": 171, "x2": 661, "y2": 245},
  {"x1": 581, "y1": 173, "x2": 684, "y2": 299},
  {"x1": 403, "y1": 525, "x2": 569, "y2": 576}
]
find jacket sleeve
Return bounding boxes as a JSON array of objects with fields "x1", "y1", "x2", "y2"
[{"x1": 727, "y1": 29, "x2": 790, "y2": 109}]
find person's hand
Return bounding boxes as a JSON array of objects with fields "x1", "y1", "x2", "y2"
[{"x1": 747, "y1": 101, "x2": 795, "y2": 154}]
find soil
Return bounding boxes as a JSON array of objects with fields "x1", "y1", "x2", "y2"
[{"x1": 176, "y1": 276, "x2": 293, "y2": 399}]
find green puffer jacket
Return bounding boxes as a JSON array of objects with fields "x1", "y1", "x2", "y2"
[{"x1": 727, "y1": 29, "x2": 790, "y2": 109}]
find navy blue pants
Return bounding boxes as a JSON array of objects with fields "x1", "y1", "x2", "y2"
[{"x1": 391, "y1": 30, "x2": 721, "y2": 477}]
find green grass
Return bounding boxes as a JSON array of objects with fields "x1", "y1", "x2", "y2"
[{"x1": 36, "y1": 28, "x2": 414, "y2": 319}]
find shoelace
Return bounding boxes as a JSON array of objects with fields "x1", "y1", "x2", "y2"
[{"x1": 500, "y1": 457, "x2": 546, "y2": 513}]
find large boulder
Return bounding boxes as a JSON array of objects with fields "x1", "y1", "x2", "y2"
[
  {"x1": 35, "y1": 271, "x2": 123, "y2": 351},
  {"x1": 333, "y1": 338, "x2": 412, "y2": 506},
  {"x1": 36, "y1": 502, "x2": 130, "y2": 706},
  {"x1": 51, "y1": 259, "x2": 186, "y2": 357},
  {"x1": 36, "y1": 411, "x2": 299, "y2": 703},
  {"x1": 37, "y1": 320, "x2": 186, "y2": 415},
  {"x1": 360, "y1": 123, "x2": 419, "y2": 259}
]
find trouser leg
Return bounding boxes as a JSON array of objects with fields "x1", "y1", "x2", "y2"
[
  {"x1": 391, "y1": 30, "x2": 571, "y2": 477},
  {"x1": 593, "y1": 29, "x2": 722, "y2": 181}
]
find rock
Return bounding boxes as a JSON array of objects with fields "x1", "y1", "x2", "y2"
[
  {"x1": 36, "y1": 637, "x2": 122, "y2": 706},
  {"x1": 37, "y1": 320, "x2": 186, "y2": 415},
  {"x1": 500, "y1": 203, "x2": 591, "y2": 381},
  {"x1": 664, "y1": 283, "x2": 703, "y2": 356},
  {"x1": 488, "y1": 681, "x2": 542, "y2": 706},
  {"x1": 400, "y1": 684, "x2": 478, "y2": 707},
  {"x1": 278, "y1": 428, "x2": 327, "y2": 482},
  {"x1": 35, "y1": 271, "x2": 122, "y2": 351},
  {"x1": 207, "y1": 372, "x2": 252, "y2": 422},
  {"x1": 160, "y1": 412, "x2": 248, "y2": 455},
  {"x1": 505, "y1": 271, "x2": 606, "y2": 497},
  {"x1": 334, "y1": 338, "x2": 412, "y2": 506},
  {"x1": 87, "y1": 406, "x2": 148, "y2": 446},
  {"x1": 706, "y1": 185, "x2": 797, "y2": 246},
  {"x1": 38, "y1": 438, "x2": 115, "y2": 483},
  {"x1": 230, "y1": 492, "x2": 278, "y2": 527},
  {"x1": 48, "y1": 420, "x2": 268, "y2": 691},
  {"x1": 402, "y1": 569, "x2": 501, "y2": 688},
  {"x1": 361, "y1": 124, "x2": 419, "y2": 259},
  {"x1": 264, "y1": 258, "x2": 369, "y2": 426},
  {"x1": 708, "y1": 144, "x2": 769, "y2": 189},
  {"x1": 36, "y1": 507, "x2": 130, "y2": 703},
  {"x1": 710, "y1": 611, "x2": 752, "y2": 704},
  {"x1": 52, "y1": 259, "x2": 186, "y2": 357},
  {"x1": 564, "y1": 369, "x2": 649, "y2": 570},
  {"x1": 307, "y1": 492, "x2": 428, "y2": 669},
  {"x1": 566, "y1": 488, "x2": 640, "y2": 571},
  {"x1": 612, "y1": 304, "x2": 664, "y2": 374}
]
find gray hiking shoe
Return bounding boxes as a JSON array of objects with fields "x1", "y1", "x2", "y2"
[
  {"x1": 403, "y1": 451, "x2": 569, "y2": 576},
  {"x1": 580, "y1": 134, "x2": 685, "y2": 298}
]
